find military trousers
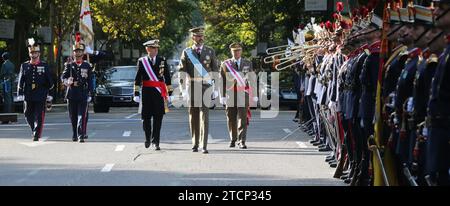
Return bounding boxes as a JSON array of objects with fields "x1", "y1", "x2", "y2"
[
  {"x1": 67, "y1": 99, "x2": 89, "y2": 138},
  {"x1": 189, "y1": 107, "x2": 209, "y2": 150},
  {"x1": 24, "y1": 100, "x2": 46, "y2": 138},
  {"x1": 143, "y1": 115, "x2": 163, "y2": 146},
  {"x1": 226, "y1": 106, "x2": 247, "y2": 144}
]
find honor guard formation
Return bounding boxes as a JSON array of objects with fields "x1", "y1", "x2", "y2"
[
  {"x1": 269, "y1": 0, "x2": 449, "y2": 186},
  {"x1": 3, "y1": 0, "x2": 449, "y2": 187}
]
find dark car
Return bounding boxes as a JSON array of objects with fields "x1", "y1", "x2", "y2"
[
  {"x1": 93, "y1": 66, "x2": 138, "y2": 113},
  {"x1": 259, "y1": 72, "x2": 298, "y2": 110}
]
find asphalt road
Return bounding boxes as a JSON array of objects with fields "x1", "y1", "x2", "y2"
[{"x1": 0, "y1": 106, "x2": 344, "y2": 186}]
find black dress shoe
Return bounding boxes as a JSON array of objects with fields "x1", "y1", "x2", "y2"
[
  {"x1": 192, "y1": 148, "x2": 198, "y2": 152},
  {"x1": 84, "y1": 135, "x2": 88, "y2": 139},
  {"x1": 202, "y1": 149, "x2": 209, "y2": 154},
  {"x1": 155, "y1": 145, "x2": 161, "y2": 151},
  {"x1": 344, "y1": 178, "x2": 352, "y2": 184},
  {"x1": 313, "y1": 142, "x2": 322, "y2": 146},
  {"x1": 229, "y1": 142, "x2": 236, "y2": 148},
  {"x1": 72, "y1": 137, "x2": 78, "y2": 142},
  {"x1": 239, "y1": 144, "x2": 247, "y2": 149},
  {"x1": 33, "y1": 136, "x2": 39, "y2": 141},
  {"x1": 79, "y1": 138, "x2": 85, "y2": 143},
  {"x1": 145, "y1": 141, "x2": 150, "y2": 148},
  {"x1": 319, "y1": 147, "x2": 332, "y2": 152},
  {"x1": 309, "y1": 139, "x2": 319, "y2": 144}
]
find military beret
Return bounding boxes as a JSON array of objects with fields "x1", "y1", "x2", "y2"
[
  {"x1": 189, "y1": 26, "x2": 205, "y2": 36},
  {"x1": 229, "y1": 42, "x2": 243, "y2": 51},
  {"x1": 143, "y1": 39, "x2": 160, "y2": 48}
]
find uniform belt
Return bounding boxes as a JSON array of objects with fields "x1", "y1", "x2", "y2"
[{"x1": 143, "y1": 80, "x2": 168, "y2": 99}]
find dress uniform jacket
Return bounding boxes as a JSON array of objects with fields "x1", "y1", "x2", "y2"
[
  {"x1": 18, "y1": 61, "x2": 53, "y2": 102},
  {"x1": 62, "y1": 61, "x2": 94, "y2": 101},
  {"x1": 220, "y1": 58, "x2": 256, "y2": 107},
  {"x1": 179, "y1": 45, "x2": 219, "y2": 107},
  {"x1": 394, "y1": 48, "x2": 420, "y2": 113},
  {"x1": 359, "y1": 42, "x2": 381, "y2": 120},
  {"x1": 134, "y1": 56, "x2": 171, "y2": 118}
]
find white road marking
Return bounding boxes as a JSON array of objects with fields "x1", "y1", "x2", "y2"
[
  {"x1": 283, "y1": 128, "x2": 292, "y2": 134},
  {"x1": 122, "y1": 131, "x2": 131, "y2": 137},
  {"x1": 115, "y1": 145, "x2": 125, "y2": 152},
  {"x1": 101, "y1": 164, "x2": 115, "y2": 172},
  {"x1": 296, "y1": 141, "x2": 308, "y2": 148},
  {"x1": 280, "y1": 127, "x2": 300, "y2": 141},
  {"x1": 16, "y1": 168, "x2": 42, "y2": 183},
  {"x1": 125, "y1": 113, "x2": 139, "y2": 119}
]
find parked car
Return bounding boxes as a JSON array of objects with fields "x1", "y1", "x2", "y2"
[
  {"x1": 93, "y1": 66, "x2": 138, "y2": 113},
  {"x1": 259, "y1": 72, "x2": 298, "y2": 110}
]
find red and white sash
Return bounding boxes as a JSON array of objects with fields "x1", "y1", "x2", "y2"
[
  {"x1": 224, "y1": 60, "x2": 246, "y2": 88},
  {"x1": 141, "y1": 57, "x2": 161, "y2": 93}
]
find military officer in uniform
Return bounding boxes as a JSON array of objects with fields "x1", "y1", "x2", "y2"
[
  {"x1": 220, "y1": 43, "x2": 257, "y2": 149},
  {"x1": 179, "y1": 26, "x2": 219, "y2": 154},
  {"x1": 133, "y1": 39, "x2": 171, "y2": 150},
  {"x1": 61, "y1": 35, "x2": 94, "y2": 143},
  {"x1": 17, "y1": 38, "x2": 54, "y2": 141},
  {"x1": 425, "y1": 0, "x2": 450, "y2": 186}
]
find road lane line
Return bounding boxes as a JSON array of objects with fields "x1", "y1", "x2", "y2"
[
  {"x1": 16, "y1": 168, "x2": 42, "y2": 183},
  {"x1": 101, "y1": 164, "x2": 115, "y2": 172},
  {"x1": 125, "y1": 113, "x2": 139, "y2": 119},
  {"x1": 115, "y1": 145, "x2": 125, "y2": 152},
  {"x1": 296, "y1": 141, "x2": 308, "y2": 148},
  {"x1": 280, "y1": 127, "x2": 300, "y2": 141},
  {"x1": 122, "y1": 131, "x2": 131, "y2": 137},
  {"x1": 283, "y1": 128, "x2": 292, "y2": 134}
]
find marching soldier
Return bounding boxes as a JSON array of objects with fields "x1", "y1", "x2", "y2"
[
  {"x1": 179, "y1": 26, "x2": 219, "y2": 154},
  {"x1": 133, "y1": 39, "x2": 171, "y2": 150},
  {"x1": 17, "y1": 38, "x2": 54, "y2": 141},
  {"x1": 220, "y1": 42, "x2": 258, "y2": 149},
  {"x1": 425, "y1": 0, "x2": 450, "y2": 186},
  {"x1": 61, "y1": 34, "x2": 94, "y2": 143}
]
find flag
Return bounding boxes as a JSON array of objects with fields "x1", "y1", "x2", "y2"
[
  {"x1": 80, "y1": 0, "x2": 94, "y2": 50},
  {"x1": 373, "y1": 1, "x2": 399, "y2": 186}
]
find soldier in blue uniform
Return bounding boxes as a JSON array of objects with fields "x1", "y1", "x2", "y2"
[
  {"x1": 17, "y1": 38, "x2": 54, "y2": 141},
  {"x1": 425, "y1": 0, "x2": 450, "y2": 186},
  {"x1": 133, "y1": 39, "x2": 171, "y2": 150},
  {"x1": 61, "y1": 35, "x2": 94, "y2": 143}
]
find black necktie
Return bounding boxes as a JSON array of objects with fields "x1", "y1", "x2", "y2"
[{"x1": 235, "y1": 61, "x2": 239, "y2": 70}]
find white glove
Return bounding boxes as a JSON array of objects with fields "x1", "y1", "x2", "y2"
[
  {"x1": 212, "y1": 91, "x2": 219, "y2": 99},
  {"x1": 422, "y1": 127, "x2": 428, "y2": 137},
  {"x1": 220, "y1": 97, "x2": 227, "y2": 105},
  {"x1": 85, "y1": 46, "x2": 94, "y2": 55},
  {"x1": 133, "y1": 96, "x2": 140, "y2": 103},
  {"x1": 87, "y1": 96, "x2": 92, "y2": 103},
  {"x1": 181, "y1": 89, "x2": 189, "y2": 100},
  {"x1": 17, "y1": 95, "x2": 24, "y2": 101},
  {"x1": 65, "y1": 77, "x2": 74, "y2": 86},
  {"x1": 252, "y1": 96, "x2": 259, "y2": 102},
  {"x1": 46, "y1": 96, "x2": 53, "y2": 102}
]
